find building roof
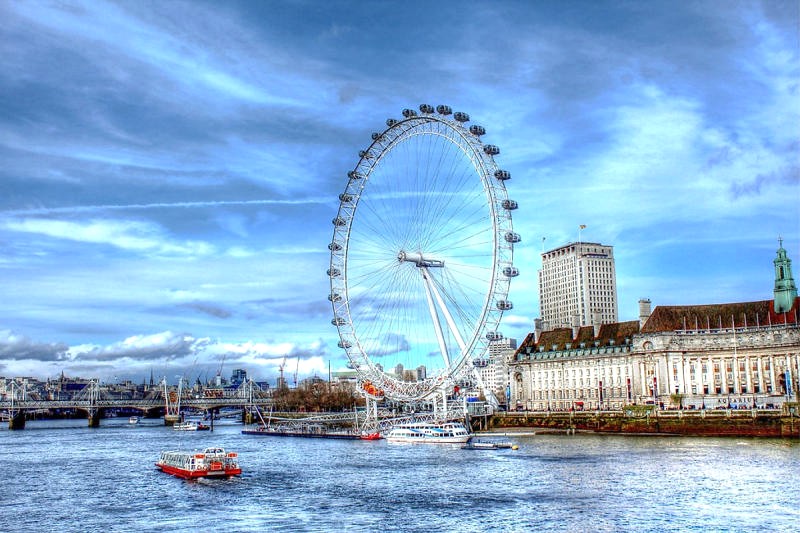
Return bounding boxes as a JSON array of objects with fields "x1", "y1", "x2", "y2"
[
  {"x1": 514, "y1": 297, "x2": 799, "y2": 361},
  {"x1": 515, "y1": 320, "x2": 640, "y2": 355},
  {"x1": 641, "y1": 297, "x2": 800, "y2": 333},
  {"x1": 597, "y1": 321, "x2": 640, "y2": 343}
]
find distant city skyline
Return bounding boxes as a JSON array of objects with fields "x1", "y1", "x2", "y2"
[{"x1": 1, "y1": 1, "x2": 798, "y2": 383}]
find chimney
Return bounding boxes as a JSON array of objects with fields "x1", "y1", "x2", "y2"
[
  {"x1": 571, "y1": 314, "x2": 581, "y2": 340},
  {"x1": 639, "y1": 298, "x2": 652, "y2": 328},
  {"x1": 591, "y1": 310, "x2": 602, "y2": 337},
  {"x1": 534, "y1": 318, "x2": 545, "y2": 343}
]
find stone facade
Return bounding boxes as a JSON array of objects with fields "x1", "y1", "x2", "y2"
[{"x1": 509, "y1": 299, "x2": 800, "y2": 411}]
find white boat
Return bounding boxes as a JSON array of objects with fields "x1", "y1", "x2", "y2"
[
  {"x1": 385, "y1": 421, "x2": 471, "y2": 444},
  {"x1": 461, "y1": 438, "x2": 517, "y2": 450},
  {"x1": 128, "y1": 416, "x2": 140, "y2": 424},
  {"x1": 173, "y1": 421, "x2": 210, "y2": 431},
  {"x1": 155, "y1": 447, "x2": 241, "y2": 479}
]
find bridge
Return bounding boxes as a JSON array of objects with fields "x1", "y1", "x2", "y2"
[{"x1": 0, "y1": 378, "x2": 273, "y2": 429}]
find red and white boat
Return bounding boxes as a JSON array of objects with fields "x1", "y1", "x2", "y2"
[{"x1": 155, "y1": 447, "x2": 241, "y2": 479}]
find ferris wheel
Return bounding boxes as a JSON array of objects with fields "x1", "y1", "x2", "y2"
[{"x1": 328, "y1": 104, "x2": 520, "y2": 403}]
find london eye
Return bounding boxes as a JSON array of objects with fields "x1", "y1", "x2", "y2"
[{"x1": 328, "y1": 104, "x2": 519, "y2": 404}]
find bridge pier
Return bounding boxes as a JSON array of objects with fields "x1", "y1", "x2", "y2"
[
  {"x1": 164, "y1": 415, "x2": 180, "y2": 426},
  {"x1": 9, "y1": 411, "x2": 26, "y2": 430},
  {"x1": 88, "y1": 410, "x2": 102, "y2": 428}
]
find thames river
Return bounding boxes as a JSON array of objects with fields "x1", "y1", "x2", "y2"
[{"x1": 1, "y1": 419, "x2": 797, "y2": 532}]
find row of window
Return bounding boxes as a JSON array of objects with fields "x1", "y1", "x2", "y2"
[{"x1": 530, "y1": 388, "x2": 630, "y2": 400}]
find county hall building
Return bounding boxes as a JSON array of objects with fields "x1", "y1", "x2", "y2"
[{"x1": 508, "y1": 241, "x2": 800, "y2": 411}]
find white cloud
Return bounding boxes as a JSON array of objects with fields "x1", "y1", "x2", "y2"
[
  {"x1": 0, "y1": 217, "x2": 214, "y2": 256},
  {"x1": 0, "y1": 330, "x2": 68, "y2": 361},
  {"x1": 13, "y1": 332, "x2": 331, "y2": 384}
]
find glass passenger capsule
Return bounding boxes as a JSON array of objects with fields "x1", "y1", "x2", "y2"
[
  {"x1": 419, "y1": 104, "x2": 434, "y2": 113},
  {"x1": 453, "y1": 111, "x2": 470, "y2": 122},
  {"x1": 496, "y1": 300, "x2": 514, "y2": 310},
  {"x1": 327, "y1": 268, "x2": 341, "y2": 277},
  {"x1": 494, "y1": 169, "x2": 511, "y2": 180},
  {"x1": 386, "y1": 118, "x2": 397, "y2": 127},
  {"x1": 503, "y1": 266, "x2": 519, "y2": 277},
  {"x1": 502, "y1": 199, "x2": 518, "y2": 210},
  {"x1": 469, "y1": 125, "x2": 485, "y2": 136},
  {"x1": 348, "y1": 170, "x2": 363, "y2": 179},
  {"x1": 328, "y1": 242, "x2": 342, "y2": 252},
  {"x1": 331, "y1": 317, "x2": 346, "y2": 326},
  {"x1": 483, "y1": 144, "x2": 500, "y2": 156},
  {"x1": 402, "y1": 108, "x2": 417, "y2": 118},
  {"x1": 486, "y1": 331, "x2": 504, "y2": 341},
  {"x1": 332, "y1": 216, "x2": 346, "y2": 226},
  {"x1": 436, "y1": 105, "x2": 452, "y2": 115},
  {"x1": 504, "y1": 232, "x2": 521, "y2": 243}
]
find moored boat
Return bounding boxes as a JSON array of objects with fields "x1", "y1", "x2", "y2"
[
  {"x1": 385, "y1": 421, "x2": 471, "y2": 444},
  {"x1": 155, "y1": 447, "x2": 241, "y2": 479},
  {"x1": 242, "y1": 424, "x2": 380, "y2": 440},
  {"x1": 128, "y1": 416, "x2": 140, "y2": 425},
  {"x1": 461, "y1": 438, "x2": 517, "y2": 450},
  {"x1": 173, "y1": 421, "x2": 210, "y2": 431}
]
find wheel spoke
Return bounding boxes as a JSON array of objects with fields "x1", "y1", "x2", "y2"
[{"x1": 329, "y1": 107, "x2": 518, "y2": 403}]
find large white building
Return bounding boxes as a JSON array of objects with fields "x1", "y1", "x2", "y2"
[
  {"x1": 538, "y1": 241, "x2": 618, "y2": 328},
  {"x1": 511, "y1": 244, "x2": 800, "y2": 411}
]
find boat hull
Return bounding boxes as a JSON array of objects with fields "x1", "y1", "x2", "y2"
[
  {"x1": 461, "y1": 442, "x2": 515, "y2": 450},
  {"x1": 155, "y1": 463, "x2": 241, "y2": 480},
  {"x1": 386, "y1": 435, "x2": 470, "y2": 444}
]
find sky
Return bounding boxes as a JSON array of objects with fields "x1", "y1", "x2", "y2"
[{"x1": 0, "y1": 0, "x2": 798, "y2": 386}]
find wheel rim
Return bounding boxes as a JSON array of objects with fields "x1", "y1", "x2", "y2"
[{"x1": 329, "y1": 106, "x2": 518, "y2": 402}]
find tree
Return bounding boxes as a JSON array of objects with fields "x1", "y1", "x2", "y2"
[{"x1": 670, "y1": 393, "x2": 685, "y2": 410}]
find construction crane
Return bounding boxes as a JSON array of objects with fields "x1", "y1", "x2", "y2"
[
  {"x1": 215, "y1": 353, "x2": 226, "y2": 386},
  {"x1": 293, "y1": 353, "x2": 300, "y2": 388},
  {"x1": 277, "y1": 353, "x2": 288, "y2": 389}
]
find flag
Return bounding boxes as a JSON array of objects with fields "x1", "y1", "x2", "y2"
[{"x1": 579, "y1": 224, "x2": 587, "y2": 229}]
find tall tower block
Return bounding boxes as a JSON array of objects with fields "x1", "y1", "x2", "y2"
[{"x1": 538, "y1": 242, "x2": 619, "y2": 328}]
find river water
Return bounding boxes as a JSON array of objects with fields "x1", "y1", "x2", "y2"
[{"x1": 1, "y1": 418, "x2": 797, "y2": 532}]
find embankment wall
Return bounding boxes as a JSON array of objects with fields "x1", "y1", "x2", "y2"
[{"x1": 491, "y1": 410, "x2": 799, "y2": 438}]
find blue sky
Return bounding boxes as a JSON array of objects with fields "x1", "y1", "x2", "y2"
[{"x1": 0, "y1": 0, "x2": 797, "y2": 385}]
